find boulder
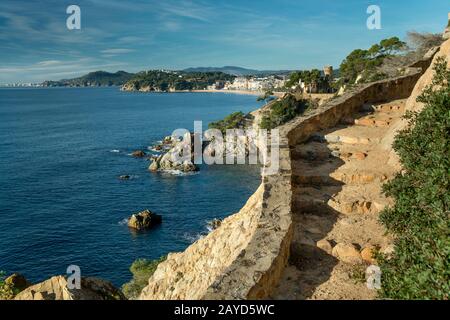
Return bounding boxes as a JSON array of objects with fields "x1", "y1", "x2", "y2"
[
  {"x1": 332, "y1": 243, "x2": 363, "y2": 264},
  {"x1": 149, "y1": 133, "x2": 199, "y2": 173},
  {"x1": 207, "y1": 218, "x2": 222, "y2": 231},
  {"x1": 131, "y1": 150, "x2": 146, "y2": 158},
  {"x1": 128, "y1": 209, "x2": 162, "y2": 230},
  {"x1": 182, "y1": 161, "x2": 198, "y2": 172},
  {"x1": 148, "y1": 158, "x2": 159, "y2": 172},
  {"x1": 352, "y1": 152, "x2": 367, "y2": 160},
  {"x1": 162, "y1": 136, "x2": 174, "y2": 145},
  {"x1": 316, "y1": 239, "x2": 333, "y2": 255},
  {"x1": 361, "y1": 245, "x2": 377, "y2": 264},
  {"x1": 14, "y1": 276, "x2": 125, "y2": 300}
]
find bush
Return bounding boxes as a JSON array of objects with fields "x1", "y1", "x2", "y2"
[
  {"x1": 208, "y1": 111, "x2": 248, "y2": 134},
  {"x1": 378, "y1": 57, "x2": 450, "y2": 299},
  {"x1": 0, "y1": 271, "x2": 15, "y2": 300},
  {"x1": 260, "y1": 94, "x2": 312, "y2": 129},
  {"x1": 407, "y1": 31, "x2": 444, "y2": 53},
  {"x1": 122, "y1": 256, "x2": 166, "y2": 299},
  {"x1": 339, "y1": 37, "x2": 407, "y2": 85}
]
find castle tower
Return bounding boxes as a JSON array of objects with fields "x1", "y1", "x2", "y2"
[{"x1": 323, "y1": 66, "x2": 333, "y2": 79}]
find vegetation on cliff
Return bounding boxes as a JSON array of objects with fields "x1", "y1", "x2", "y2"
[
  {"x1": 260, "y1": 94, "x2": 314, "y2": 129},
  {"x1": 285, "y1": 69, "x2": 323, "y2": 88},
  {"x1": 339, "y1": 33, "x2": 443, "y2": 88},
  {"x1": 378, "y1": 57, "x2": 449, "y2": 299},
  {"x1": 122, "y1": 256, "x2": 167, "y2": 299},
  {"x1": 339, "y1": 37, "x2": 407, "y2": 85},
  {"x1": 0, "y1": 271, "x2": 14, "y2": 300},
  {"x1": 123, "y1": 70, "x2": 235, "y2": 92},
  {"x1": 42, "y1": 71, "x2": 135, "y2": 87},
  {"x1": 208, "y1": 111, "x2": 249, "y2": 134}
]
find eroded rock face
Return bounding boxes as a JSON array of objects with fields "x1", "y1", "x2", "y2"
[
  {"x1": 139, "y1": 185, "x2": 264, "y2": 300},
  {"x1": 381, "y1": 35, "x2": 450, "y2": 167},
  {"x1": 14, "y1": 276, "x2": 125, "y2": 300},
  {"x1": 128, "y1": 209, "x2": 162, "y2": 230},
  {"x1": 5, "y1": 273, "x2": 31, "y2": 293}
]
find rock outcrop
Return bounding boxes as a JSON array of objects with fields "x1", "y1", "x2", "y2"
[
  {"x1": 128, "y1": 209, "x2": 162, "y2": 230},
  {"x1": 5, "y1": 273, "x2": 31, "y2": 292},
  {"x1": 381, "y1": 28, "x2": 450, "y2": 167},
  {"x1": 138, "y1": 185, "x2": 264, "y2": 300},
  {"x1": 148, "y1": 132, "x2": 199, "y2": 172},
  {"x1": 14, "y1": 276, "x2": 125, "y2": 300},
  {"x1": 131, "y1": 150, "x2": 146, "y2": 158}
]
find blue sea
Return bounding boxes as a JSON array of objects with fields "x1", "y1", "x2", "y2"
[{"x1": 0, "y1": 87, "x2": 262, "y2": 286}]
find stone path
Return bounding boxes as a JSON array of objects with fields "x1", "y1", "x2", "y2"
[{"x1": 272, "y1": 99, "x2": 406, "y2": 300}]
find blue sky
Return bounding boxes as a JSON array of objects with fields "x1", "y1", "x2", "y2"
[{"x1": 0, "y1": 0, "x2": 448, "y2": 83}]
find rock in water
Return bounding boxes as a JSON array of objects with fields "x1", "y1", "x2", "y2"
[
  {"x1": 127, "y1": 209, "x2": 162, "y2": 230},
  {"x1": 148, "y1": 158, "x2": 159, "y2": 172},
  {"x1": 119, "y1": 175, "x2": 131, "y2": 180},
  {"x1": 131, "y1": 150, "x2": 146, "y2": 158},
  {"x1": 14, "y1": 276, "x2": 125, "y2": 300},
  {"x1": 207, "y1": 218, "x2": 222, "y2": 231}
]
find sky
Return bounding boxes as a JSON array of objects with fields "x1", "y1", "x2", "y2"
[{"x1": 0, "y1": 0, "x2": 448, "y2": 83}]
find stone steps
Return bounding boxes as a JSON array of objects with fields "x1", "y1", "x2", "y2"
[
  {"x1": 293, "y1": 184, "x2": 391, "y2": 215},
  {"x1": 340, "y1": 114, "x2": 394, "y2": 128},
  {"x1": 292, "y1": 171, "x2": 388, "y2": 187},
  {"x1": 361, "y1": 101, "x2": 405, "y2": 113},
  {"x1": 273, "y1": 97, "x2": 407, "y2": 300}
]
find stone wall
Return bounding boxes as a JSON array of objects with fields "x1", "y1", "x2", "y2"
[{"x1": 139, "y1": 51, "x2": 436, "y2": 300}]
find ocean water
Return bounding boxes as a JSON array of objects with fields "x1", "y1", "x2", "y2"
[{"x1": 0, "y1": 87, "x2": 262, "y2": 286}]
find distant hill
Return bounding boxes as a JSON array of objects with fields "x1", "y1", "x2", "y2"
[
  {"x1": 122, "y1": 70, "x2": 236, "y2": 92},
  {"x1": 183, "y1": 66, "x2": 292, "y2": 76},
  {"x1": 42, "y1": 71, "x2": 135, "y2": 87}
]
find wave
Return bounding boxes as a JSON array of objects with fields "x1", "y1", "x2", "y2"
[
  {"x1": 161, "y1": 169, "x2": 199, "y2": 176},
  {"x1": 118, "y1": 218, "x2": 128, "y2": 226},
  {"x1": 110, "y1": 149, "x2": 120, "y2": 153},
  {"x1": 147, "y1": 146, "x2": 164, "y2": 153},
  {"x1": 182, "y1": 232, "x2": 205, "y2": 243}
]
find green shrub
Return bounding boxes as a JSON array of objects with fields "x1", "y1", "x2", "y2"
[
  {"x1": 260, "y1": 94, "x2": 312, "y2": 129},
  {"x1": 122, "y1": 256, "x2": 167, "y2": 299},
  {"x1": 0, "y1": 271, "x2": 15, "y2": 300},
  {"x1": 378, "y1": 57, "x2": 450, "y2": 300},
  {"x1": 208, "y1": 111, "x2": 247, "y2": 134}
]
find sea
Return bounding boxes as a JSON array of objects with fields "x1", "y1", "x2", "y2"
[{"x1": 0, "y1": 87, "x2": 262, "y2": 286}]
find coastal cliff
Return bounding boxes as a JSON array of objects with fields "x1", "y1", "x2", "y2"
[
  {"x1": 139, "y1": 185, "x2": 264, "y2": 299},
  {"x1": 4, "y1": 14, "x2": 448, "y2": 302},
  {"x1": 135, "y1": 22, "x2": 447, "y2": 300}
]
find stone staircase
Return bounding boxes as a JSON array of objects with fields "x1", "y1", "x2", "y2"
[{"x1": 272, "y1": 99, "x2": 406, "y2": 300}]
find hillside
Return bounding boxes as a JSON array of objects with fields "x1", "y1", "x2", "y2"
[
  {"x1": 183, "y1": 66, "x2": 292, "y2": 76},
  {"x1": 42, "y1": 71, "x2": 135, "y2": 87},
  {"x1": 121, "y1": 70, "x2": 235, "y2": 92}
]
